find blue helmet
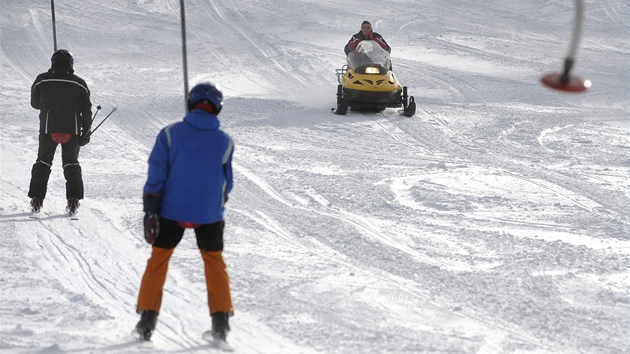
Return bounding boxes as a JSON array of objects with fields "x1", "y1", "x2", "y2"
[{"x1": 188, "y1": 82, "x2": 223, "y2": 114}]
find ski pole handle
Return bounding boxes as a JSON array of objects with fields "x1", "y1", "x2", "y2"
[
  {"x1": 91, "y1": 105, "x2": 102, "y2": 124},
  {"x1": 89, "y1": 106, "x2": 117, "y2": 136}
]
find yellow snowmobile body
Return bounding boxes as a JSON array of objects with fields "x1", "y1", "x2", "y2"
[{"x1": 334, "y1": 40, "x2": 415, "y2": 116}]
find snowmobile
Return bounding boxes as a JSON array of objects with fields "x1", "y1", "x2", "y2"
[{"x1": 333, "y1": 40, "x2": 415, "y2": 116}]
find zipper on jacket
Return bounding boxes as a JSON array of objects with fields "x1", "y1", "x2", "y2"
[{"x1": 45, "y1": 111, "x2": 49, "y2": 134}]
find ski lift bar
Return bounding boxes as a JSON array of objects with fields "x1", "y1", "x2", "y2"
[
  {"x1": 541, "y1": 0, "x2": 591, "y2": 92},
  {"x1": 180, "y1": 0, "x2": 189, "y2": 111},
  {"x1": 51, "y1": 0, "x2": 57, "y2": 51}
]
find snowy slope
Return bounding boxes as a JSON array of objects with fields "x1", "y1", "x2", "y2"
[{"x1": 1, "y1": 0, "x2": 629, "y2": 353}]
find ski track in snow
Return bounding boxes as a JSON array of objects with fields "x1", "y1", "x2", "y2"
[{"x1": 1, "y1": 0, "x2": 629, "y2": 353}]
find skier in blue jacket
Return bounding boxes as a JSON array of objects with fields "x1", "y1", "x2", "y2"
[{"x1": 134, "y1": 82, "x2": 234, "y2": 343}]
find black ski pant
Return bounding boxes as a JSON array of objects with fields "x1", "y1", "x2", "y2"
[
  {"x1": 153, "y1": 218, "x2": 225, "y2": 251},
  {"x1": 28, "y1": 134, "x2": 83, "y2": 200}
]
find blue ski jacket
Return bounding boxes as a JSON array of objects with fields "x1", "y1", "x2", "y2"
[{"x1": 144, "y1": 109, "x2": 234, "y2": 224}]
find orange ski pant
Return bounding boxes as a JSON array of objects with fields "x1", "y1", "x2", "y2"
[{"x1": 137, "y1": 218, "x2": 233, "y2": 315}]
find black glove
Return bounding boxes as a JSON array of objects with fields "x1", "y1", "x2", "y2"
[
  {"x1": 144, "y1": 213, "x2": 160, "y2": 244},
  {"x1": 79, "y1": 133, "x2": 91, "y2": 146},
  {"x1": 142, "y1": 193, "x2": 162, "y2": 244}
]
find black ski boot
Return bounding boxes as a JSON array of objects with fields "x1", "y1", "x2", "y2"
[
  {"x1": 30, "y1": 197, "x2": 43, "y2": 212},
  {"x1": 135, "y1": 310, "x2": 158, "y2": 341},
  {"x1": 67, "y1": 198, "x2": 79, "y2": 215},
  {"x1": 211, "y1": 312, "x2": 231, "y2": 341}
]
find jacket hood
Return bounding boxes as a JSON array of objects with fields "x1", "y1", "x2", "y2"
[{"x1": 184, "y1": 109, "x2": 220, "y2": 130}]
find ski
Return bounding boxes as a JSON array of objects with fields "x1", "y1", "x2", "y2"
[
  {"x1": 130, "y1": 329, "x2": 153, "y2": 343},
  {"x1": 66, "y1": 210, "x2": 79, "y2": 220},
  {"x1": 66, "y1": 202, "x2": 79, "y2": 220},
  {"x1": 202, "y1": 331, "x2": 234, "y2": 352},
  {"x1": 27, "y1": 209, "x2": 78, "y2": 219}
]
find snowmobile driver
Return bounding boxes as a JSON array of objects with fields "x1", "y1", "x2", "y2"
[
  {"x1": 134, "y1": 82, "x2": 235, "y2": 342},
  {"x1": 344, "y1": 20, "x2": 391, "y2": 55}
]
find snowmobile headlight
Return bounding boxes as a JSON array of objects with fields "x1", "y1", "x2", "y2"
[{"x1": 365, "y1": 67, "x2": 380, "y2": 74}]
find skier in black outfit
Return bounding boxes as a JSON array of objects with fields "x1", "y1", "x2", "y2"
[{"x1": 28, "y1": 49, "x2": 93, "y2": 214}]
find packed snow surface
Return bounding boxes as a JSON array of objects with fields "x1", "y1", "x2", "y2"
[{"x1": 1, "y1": 0, "x2": 628, "y2": 353}]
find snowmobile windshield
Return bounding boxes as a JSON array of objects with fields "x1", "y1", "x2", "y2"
[{"x1": 346, "y1": 40, "x2": 391, "y2": 73}]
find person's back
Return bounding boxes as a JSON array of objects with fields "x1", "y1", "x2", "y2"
[
  {"x1": 31, "y1": 66, "x2": 91, "y2": 136},
  {"x1": 146, "y1": 109, "x2": 233, "y2": 224}
]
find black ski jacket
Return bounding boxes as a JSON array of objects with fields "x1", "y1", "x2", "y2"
[{"x1": 31, "y1": 69, "x2": 92, "y2": 136}]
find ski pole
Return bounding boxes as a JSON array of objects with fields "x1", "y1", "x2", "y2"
[{"x1": 89, "y1": 107, "x2": 117, "y2": 136}]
